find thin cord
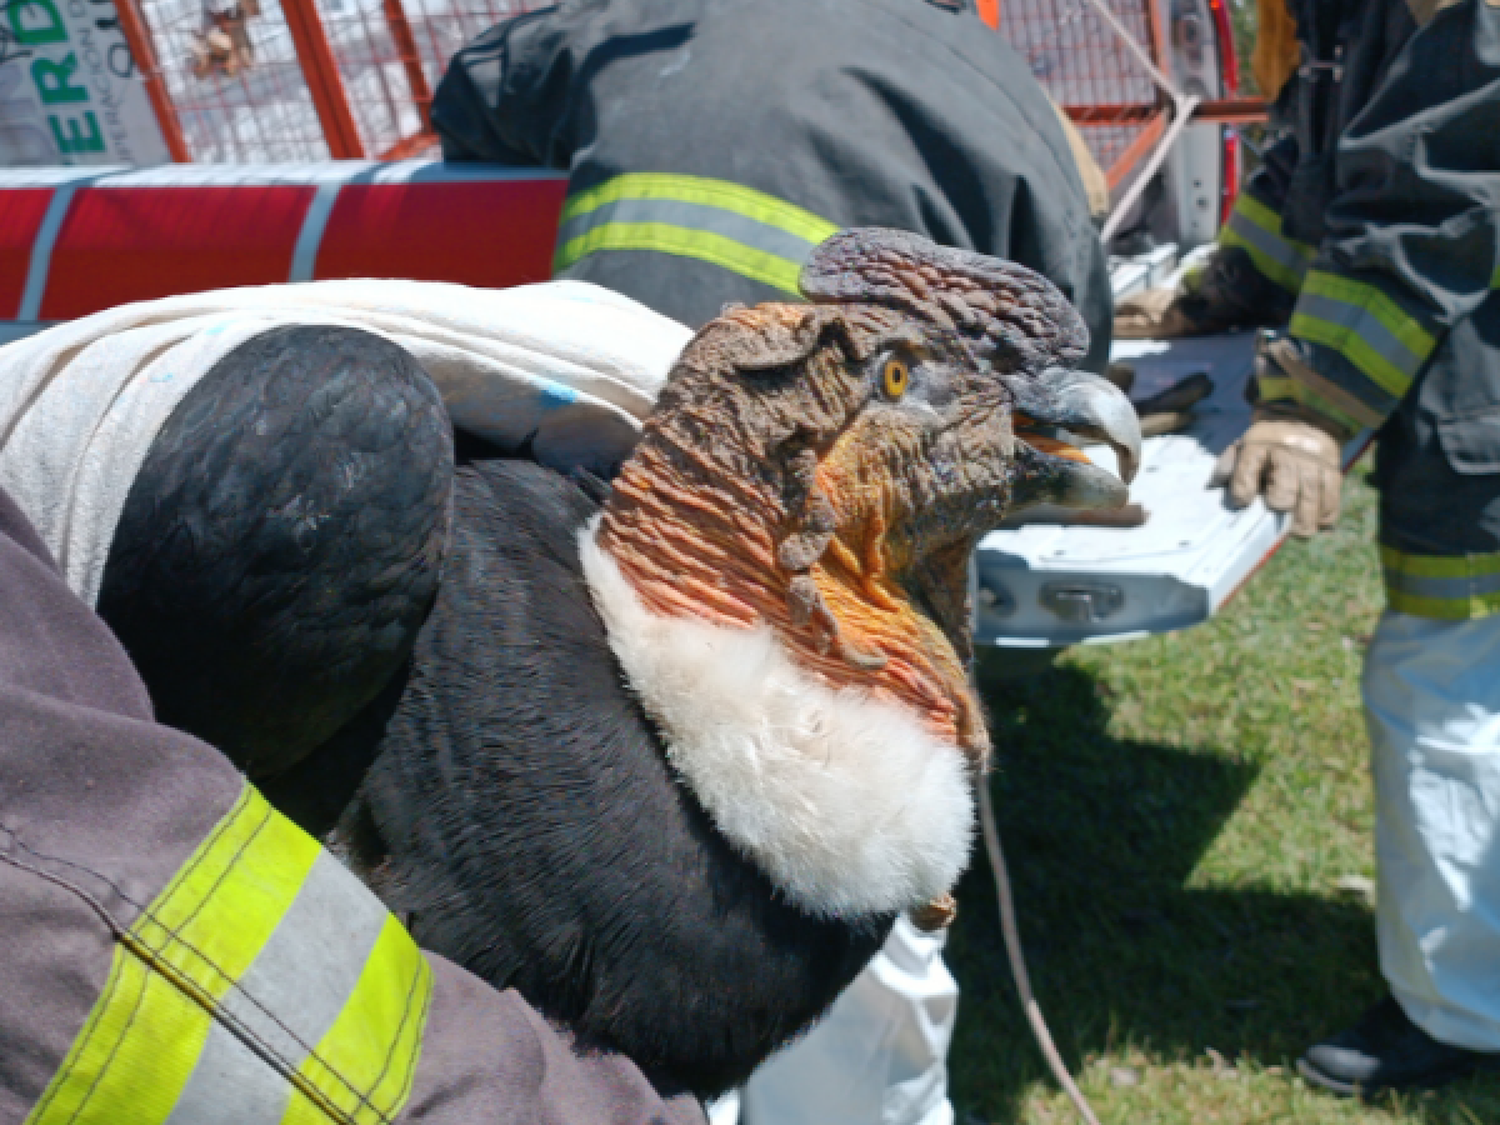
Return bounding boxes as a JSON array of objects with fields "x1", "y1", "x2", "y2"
[
  {"x1": 978, "y1": 7, "x2": 1189, "y2": 1110},
  {"x1": 979, "y1": 782, "x2": 1102, "y2": 1125},
  {"x1": 1099, "y1": 91, "x2": 1202, "y2": 245}
]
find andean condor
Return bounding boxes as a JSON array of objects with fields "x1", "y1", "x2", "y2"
[{"x1": 0, "y1": 229, "x2": 1139, "y2": 1097}]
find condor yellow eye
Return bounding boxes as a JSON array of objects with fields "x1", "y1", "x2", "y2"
[{"x1": 882, "y1": 358, "x2": 910, "y2": 399}]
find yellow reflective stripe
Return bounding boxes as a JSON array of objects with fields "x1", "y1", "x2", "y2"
[
  {"x1": 1306, "y1": 271, "x2": 1437, "y2": 371},
  {"x1": 1256, "y1": 374, "x2": 1299, "y2": 401},
  {"x1": 554, "y1": 173, "x2": 839, "y2": 295},
  {"x1": 1179, "y1": 259, "x2": 1208, "y2": 294},
  {"x1": 1292, "y1": 270, "x2": 1438, "y2": 400},
  {"x1": 1288, "y1": 351, "x2": 1386, "y2": 429},
  {"x1": 28, "y1": 787, "x2": 308, "y2": 1125},
  {"x1": 559, "y1": 172, "x2": 837, "y2": 244},
  {"x1": 558, "y1": 220, "x2": 810, "y2": 294},
  {"x1": 1385, "y1": 589, "x2": 1500, "y2": 619},
  {"x1": 27, "y1": 786, "x2": 432, "y2": 1125},
  {"x1": 1381, "y1": 546, "x2": 1500, "y2": 619},
  {"x1": 146, "y1": 787, "x2": 322, "y2": 999},
  {"x1": 284, "y1": 918, "x2": 433, "y2": 1125},
  {"x1": 1255, "y1": 373, "x2": 1367, "y2": 435},
  {"x1": 27, "y1": 933, "x2": 213, "y2": 1125},
  {"x1": 1218, "y1": 192, "x2": 1314, "y2": 292},
  {"x1": 1234, "y1": 193, "x2": 1314, "y2": 256},
  {"x1": 1290, "y1": 312, "x2": 1416, "y2": 400},
  {"x1": 1381, "y1": 545, "x2": 1500, "y2": 579}
]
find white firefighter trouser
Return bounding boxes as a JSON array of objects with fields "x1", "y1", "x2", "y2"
[
  {"x1": 1367, "y1": 610, "x2": 1500, "y2": 1051},
  {"x1": 710, "y1": 917, "x2": 957, "y2": 1125}
]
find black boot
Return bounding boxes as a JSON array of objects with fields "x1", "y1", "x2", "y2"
[{"x1": 1298, "y1": 995, "x2": 1497, "y2": 1097}]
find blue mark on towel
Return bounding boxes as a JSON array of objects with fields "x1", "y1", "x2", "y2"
[{"x1": 538, "y1": 381, "x2": 579, "y2": 409}]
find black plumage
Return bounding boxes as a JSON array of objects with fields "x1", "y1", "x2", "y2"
[{"x1": 98, "y1": 326, "x2": 452, "y2": 779}]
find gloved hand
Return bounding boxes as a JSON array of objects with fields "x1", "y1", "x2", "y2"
[
  {"x1": 1210, "y1": 334, "x2": 1350, "y2": 537},
  {"x1": 1116, "y1": 249, "x2": 1299, "y2": 340},
  {"x1": 1211, "y1": 411, "x2": 1343, "y2": 536},
  {"x1": 1114, "y1": 287, "x2": 1205, "y2": 339}
]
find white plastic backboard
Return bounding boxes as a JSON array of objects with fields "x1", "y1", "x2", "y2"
[{"x1": 974, "y1": 330, "x2": 1292, "y2": 648}]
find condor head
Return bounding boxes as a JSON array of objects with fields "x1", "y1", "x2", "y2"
[{"x1": 588, "y1": 227, "x2": 1138, "y2": 932}]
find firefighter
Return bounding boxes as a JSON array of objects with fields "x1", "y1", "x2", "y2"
[
  {"x1": 0, "y1": 481, "x2": 702, "y2": 1124},
  {"x1": 1118, "y1": 0, "x2": 1500, "y2": 1096},
  {"x1": 431, "y1": 0, "x2": 1113, "y2": 370},
  {"x1": 432, "y1": 2, "x2": 1111, "y2": 1122}
]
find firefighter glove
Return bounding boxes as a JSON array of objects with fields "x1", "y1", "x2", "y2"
[
  {"x1": 1211, "y1": 410, "x2": 1343, "y2": 537},
  {"x1": 1113, "y1": 287, "x2": 1205, "y2": 339}
]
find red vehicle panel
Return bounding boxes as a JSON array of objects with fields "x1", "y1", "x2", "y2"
[
  {"x1": 315, "y1": 178, "x2": 566, "y2": 289},
  {"x1": 0, "y1": 190, "x2": 53, "y2": 319},
  {"x1": 42, "y1": 186, "x2": 315, "y2": 320}
]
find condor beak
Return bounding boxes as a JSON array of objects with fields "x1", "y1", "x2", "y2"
[{"x1": 1005, "y1": 367, "x2": 1141, "y2": 512}]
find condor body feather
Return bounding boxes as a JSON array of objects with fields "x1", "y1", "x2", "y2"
[
  {"x1": 97, "y1": 325, "x2": 453, "y2": 778},
  {"x1": 345, "y1": 458, "x2": 891, "y2": 1096}
]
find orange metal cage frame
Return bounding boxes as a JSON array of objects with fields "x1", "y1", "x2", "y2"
[{"x1": 114, "y1": 0, "x2": 1264, "y2": 181}]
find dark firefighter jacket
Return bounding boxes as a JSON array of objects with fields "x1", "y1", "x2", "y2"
[
  {"x1": 0, "y1": 482, "x2": 703, "y2": 1124},
  {"x1": 431, "y1": 0, "x2": 1113, "y2": 372},
  {"x1": 1204, "y1": 0, "x2": 1500, "y2": 619}
]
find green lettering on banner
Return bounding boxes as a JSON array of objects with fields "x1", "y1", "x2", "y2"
[
  {"x1": 33, "y1": 54, "x2": 87, "y2": 104},
  {"x1": 49, "y1": 111, "x2": 104, "y2": 154},
  {"x1": 8, "y1": 0, "x2": 67, "y2": 45}
]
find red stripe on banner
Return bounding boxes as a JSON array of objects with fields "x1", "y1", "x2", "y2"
[
  {"x1": 41, "y1": 186, "x2": 316, "y2": 320},
  {"x1": 314, "y1": 179, "x2": 567, "y2": 289},
  {"x1": 0, "y1": 189, "x2": 54, "y2": 319}
]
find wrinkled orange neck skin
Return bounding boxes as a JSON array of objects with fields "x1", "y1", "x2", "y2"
[
  {"x1": 810, "y1": 436, "x2": 986, "y2": 760},
  {"x1": 598, "y1": 428, "x2": 987, "y2": 766}
]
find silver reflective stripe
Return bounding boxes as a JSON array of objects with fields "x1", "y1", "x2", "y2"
[
  {"x1": 1295, "y1": 291, "x2": 1426, "y2": 383},
  {"x1": 555, "y1": 196, "x2": 824, "y2": 268},
  {"x1": 162, "y1": 851, "x2": 390, "y2": 1125},
  {"x1": 1223, "y1": 205, "x2": 1309, "y2": 276},
  {"x1": 161, "y1": 1023, "x2": 296, "y2": 1124}
]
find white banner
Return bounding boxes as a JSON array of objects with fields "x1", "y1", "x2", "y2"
[{"x1": 0, "y1": 0, "x2": 170, "y2": 165}]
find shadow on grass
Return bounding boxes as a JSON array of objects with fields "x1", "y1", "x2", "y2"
[{"x1": 947, "y1": 654, "x2": 1385, "y2": 1123}]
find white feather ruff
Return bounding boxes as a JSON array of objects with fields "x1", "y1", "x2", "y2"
[{"x1": 579, "y1": 521, "x2": 975, "y2": 919}]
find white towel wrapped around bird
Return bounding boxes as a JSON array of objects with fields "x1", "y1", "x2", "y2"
[{"x1": 0, "y1": 278, "x2": 690, "y2": 605}]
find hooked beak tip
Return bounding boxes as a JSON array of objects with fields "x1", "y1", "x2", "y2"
[
  {"x1": 1066, "y1": 373, "x2": 1141, "y2": 486},
  {"x1": 1010, "y1": 367, "x2": 1142, "y2": 501}
]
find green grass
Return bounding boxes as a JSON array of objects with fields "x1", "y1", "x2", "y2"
[{"x1": 948, "y1": 465, "x2": 1500, "y2": 1124}]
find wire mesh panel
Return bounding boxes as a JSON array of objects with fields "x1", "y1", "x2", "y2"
[
  {"x1": 313, "y1": 0, "x2": 528, "y2": 156},
  {"x1": 315, "y1": 0, "x2": 427, "y2": 155},
  {"x1": 146, "y1": 0, "x2": 333, "y2": 161},
  {"x1": 133, "y1": 0, "x2": 545, "y2": 160},
  {"x1": 128, "y1": 0, "x2": 1223, "y2": 175},
  {"x1": 1000, "y1": 0, "x2": 1163, "y2": 175}
]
